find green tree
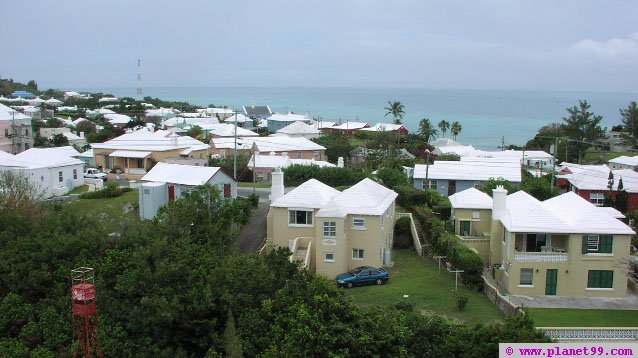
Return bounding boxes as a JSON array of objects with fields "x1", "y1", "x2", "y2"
[
  {"x1": 620, "y1": 101, "x2": 638, "y2": 146},
  {"x1": 384, "y1": 100, "x2": 405, "y2": 125},
  {"x1": 438, "y1": 120, "x2": 450, "y2": 138},
  {"x1": 187, "y1": 125, "x2": 204, "y2": 139},
  {"x1": 418, "y1": 118, "x2": 438, "y2": 142},
  {"x1": 376, "y1": 167, "x2": 408, "y2": 188},
  {"x1": 477, "y1": 177, "x2": 517, "y2": 196},
  {"x1": 450, "y1": 121, "x2": 462, "y2": 140},
  {"x1": 561, "y1": 100, "x2": 605, "y2": 163},
  {"x1": 48, "y1": 133, "x2": 69, "y2": 147}
]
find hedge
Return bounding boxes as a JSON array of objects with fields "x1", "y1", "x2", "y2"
[
  {"x1": 80, "y1": 183, "x2": 132, "y2": 199},
  {"x1": 282, "y1": 165, "x2": 367, "y2": 187}
]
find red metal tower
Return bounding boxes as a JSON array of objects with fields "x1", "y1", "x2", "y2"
[{"x1": 71, "y1": 267, "x2": 102, "y2": 358}]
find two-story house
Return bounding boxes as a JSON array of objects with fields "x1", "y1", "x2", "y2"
[
  {"x1": 450, "y1": 186, "x2": 634, "y2": 298},
  {"x1": 266, "y1": 173, "x2": 398, "y2": 279}
]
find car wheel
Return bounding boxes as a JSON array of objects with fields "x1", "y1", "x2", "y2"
[
  {"x1": 376, "y1": 279, "x2": 383, "y2": 285},
  {"x1": 346, "y1": 282, "x2": 353, "y2": 289}
]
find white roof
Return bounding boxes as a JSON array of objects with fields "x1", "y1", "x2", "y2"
[
  {"x1": 92, "y1": 130, "x2": 209, "y2": 152},
  {"x1": 359, "y1": 123, "x2": 405, "y2": 132},
  {"x1": 558, "y1": 163, "x2": 638, "y2": 192},
  {"x1": 13, "y1": 148, "x2": 83, "y2": 168},
  {"x1": 141, "y1": 162, "x2": 226, "y2": 186},
  {"x1": 312, "y1": 120, "x2": 337, "y2": 129},
  {"x1": 146, "y1": 108, "x2": 179, "y2": 117},
  {"x1": 77, "y1": 149, "x2": 93, "y2": 158},
  {"x1": 276, "y1": 121, "x2": 320, "y2": 135},
  {"x1": 253, "y1": 136, "x2": 325, "y2": 152},
  {"x1": 290, "y1": 158, "x2": 335, "y2": 168},
  {"x1": 248, "y1": 154, "x2": 291, "y2": 169},
  {"x1": 98, "y1": 97, "x2": 119, "y2": 103},
  {"x1": 211, "y1": 137, "x2": 255, "y2": 150},
  {"x1": 105, "y1": 113, "x2": 132, "y2": 124},
  {"x1": 163, "y1": 116, "x2": 219, "y2": 128},
  {"x1": 42, "y1": 145, "x2": 80, "y2": 157},
  {"x1": 271, "y1": 179, "x2": 341, "y2": 209},
  {"x1": 316, "y1": 178, "x2": 398, "y2": 218},
  {"x1": 58, "y1": 132, "x2": 81, "y2": 141},
  {"x1": 202, "y1": 123, "x2": 258, "y2": 137},
  {"x1": 597, "y1": 206, "x2": 626, "y2": 219},
  {"x1": 489, "y1": 150, "x2": 553, "y2": 160},
  {"x1": 0, "y1": 103, "x2": 31, "y2": 121},
  {"x1": 430, "y1": 138, "x2": 463, "y2": 147},
  {"x1": 433, "y1": 145, "x2": 486, "y2": 157},
  {"x1": 45, "y1": 98, "x2": 63, "y2": 104},
  {"x1": 72, "y1": 117, "x2": 90, "y2": 125},
  {"x1": 224, "y1": 113, "x2": 252, "y2": 123},
  {"x1": 332, "y1": 121, "x2": 369, "y2": 130},
  {"x1": 268, "y1": 113, "x2": 312, "y2": 122},
  {"x1": 109, "y1": 150, "x2": 152, "y2": 158},
  {"x1": 414, "y1": 157, "x2": 521, "y2": 182},
  {"x1": 448, "y1": 188, "x2": 493, "y2": 209},
  {"x1": 609, "y1": 155, "x2": 638, "y2": 167}
]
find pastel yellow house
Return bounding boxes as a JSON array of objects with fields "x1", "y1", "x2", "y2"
[
  {"x1": 266, "y1": 174, "x2": 398, "y2": 279},
  {"x1": 450, "y1": 186, "x2": 635, "y2": 298},
  {"x1": 91, "y1": 130, "x2": 210, "y2": 179}
]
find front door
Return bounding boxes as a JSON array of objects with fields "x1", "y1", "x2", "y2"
[
  {"x1": 168, "y1": 185, "x2": 175, "y2": 201},
  {"x1": 545, "y1": 269, "x2": 557, "y2": 295},
  {"x1": 448, "y1": 180, "x2": 457, "y2": 196}
]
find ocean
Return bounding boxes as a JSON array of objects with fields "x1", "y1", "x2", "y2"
[{"x1": 85, "y1": 87, "x2": 638, "y2": 150}]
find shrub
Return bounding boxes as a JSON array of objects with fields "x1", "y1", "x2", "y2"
[
  {"x1": 457, "y1": 296, "x2": 468, "y2": 311},
  {"x1": 80, "y1": 183, "x2": 132, "y2": 199},
  {"x1": 393, "y1": 216, "x2": 412, "y2": 248},
  {"x1": 393, "y1": 185, "x2": 428, "y2": 209},
  {"x1": 282, "y1": 165, "x2": 367, "y2": 187},
  {"x1": 247, "y1": 194, "x2": 259, "y2": 208}
]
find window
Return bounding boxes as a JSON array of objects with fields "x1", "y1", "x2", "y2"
[
  {"x1": 324, "y1": 252, "x2": 335, "y2": 262},
  {"x1": 352, "y1": 217, "x2": 366, "y2": 229},
  {"x1": 24, "y1": 128, "x2": 29, "y2": 136},
  {"x1": 422, "y1": 179, "x2": 437, "y2": 190},
  {"x1": 289, "y1": 209, "x2": 313, "y2": 226},
  {"x1": 143, "y1": 189, "x2": 150, "y2": 195},
  {"x1": 381, "y1": 214, "x2": 385, "y2": 230},
  {"x1": 520, "y1": 268, "x2": 533, "y2": 286},
  {"x1": 353, "y1": 248, "x2": 364, "y2": 260},
  {"x1": 589, "y1": 192, "x2": 604, "y2": 206},
  {"x1": 220, "y1": 150, "x2": 226, "y2": 157},
  {"x1": 323, "y1": 221, "x2": 336, "y2": 237},
  {"x1": 314, "y1": 151, "x2": 321, "y2": 160},
  {"x1": 73, "y1": 169, "x2": 77, "y2": 180},
  {"x1": 3, "y1": 128, "x2": 8, "y2": 137},
  {"x1": 472, "y1": 211, "x2": 480, "y2": 219},
  {"x1": 582, "y1": 235, "x2": 613, "y2": 254},
  {"x1": 587, "y1": 270, "x2": 613, "y2": 289},
  {"x1": 297, "y1": 151, "x2": 303, "y2": 159},
  {"x1": 58, "y1": 171, "x2": 63, "y2": 182},
  {"x1": 459, "y1": 221, "x2": 471, "y2": 236}
]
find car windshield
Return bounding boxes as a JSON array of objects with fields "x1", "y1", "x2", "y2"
[{"x1": 349, "y1": 267, "x2": 364, "y2": 275}]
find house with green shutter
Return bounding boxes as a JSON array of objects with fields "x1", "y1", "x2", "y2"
[{"x1": 450, "y1": 185, "x2": 634, "y2": 298}]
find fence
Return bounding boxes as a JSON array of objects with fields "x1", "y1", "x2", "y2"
[
  {"x1": 538, "y1": 327, "x2": 638, "y2": 341},
  {"x1": 482, "y1": 275, "x2": 524, "y2": 318},
  {"x1": 396, "y1": 212, "x2": 425, "y2": 256}
]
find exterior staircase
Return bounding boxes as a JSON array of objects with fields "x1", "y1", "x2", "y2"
[
  {"x1": 289, "y1": 237, "x2": 313, "y2": 270},
  {"x1": 396, "y1": 212, "x2": 431, "y2": 257}
]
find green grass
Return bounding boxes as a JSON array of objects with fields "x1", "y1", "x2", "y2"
[
  {"x1": 344, "y1": 249, "x2": 504, "y2": 325},
  {"x1": 60, "y1": 189, "x2": 140, "y2": 232},
  {"x1": 237, "y1": 182, "x2": 271, "y2": 188},
  {"x1": 68, "y1": 185, "x2": 89, "y2": 194},
  {"x1": 528, "y1": 308, "x2": 638, "y2": 327},
  {"x1": 583, "y1": 151, "x2": 634, "y2": 164}
]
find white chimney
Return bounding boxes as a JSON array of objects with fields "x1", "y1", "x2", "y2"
[
  {"x1": 170, "y1": 133, "x2": 179, "y2": 146},
  {"x1": 79, "y1": 131, "x2": 85, "y2": 138},
  {"x1": 492, "y1": 185, "x2": 508, "y2": 221},
  {"x1": 337, "y1": 157, "x2": 344, "y2": 168},
  {"x1": 270, "y1": 167, "x2": 284, "y2": 203}
]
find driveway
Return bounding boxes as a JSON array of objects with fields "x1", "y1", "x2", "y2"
[
  {"x1": 507, "y1": 291, "x2": 638, "y2": 310},
  {"x1": 236, "y1": 201, "x2": 269, "y2": 254}
]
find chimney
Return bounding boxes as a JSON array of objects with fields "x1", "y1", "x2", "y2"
[
  {"x1": 492, "y1": 185, "x2": 508, "y2": 220},
  {"x1": 270, "y1": 167, "x2": 284, "y2": 203},
  {"x1": 170, "y1": 133, "x2": 179, "y2": 146},
  {"x1": 79, "y1": 131, "x2": 85, "y2": 138},
  {"x1": 337, "y1": 157, "x2": 344, "y2": 168}
]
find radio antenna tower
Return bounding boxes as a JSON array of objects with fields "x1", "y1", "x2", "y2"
[
  {"x1": 136, "y1": 59, "x2": 143, "y2": 96},
  {"x1": 71, "y1": 267, "x2": 102, "y2": 358}
]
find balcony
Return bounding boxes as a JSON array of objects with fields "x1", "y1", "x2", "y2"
[{"x1": 513, "y1": 251, "x2": 568, "y2": 263}]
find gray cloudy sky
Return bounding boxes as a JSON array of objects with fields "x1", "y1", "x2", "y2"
[{"x1": 1, "y1": 0, "x2": 637, "y2": 91}]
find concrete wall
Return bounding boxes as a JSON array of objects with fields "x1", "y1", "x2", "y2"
[{"x1": 452, "y1": 208, "x2": 492, "y2": 237}]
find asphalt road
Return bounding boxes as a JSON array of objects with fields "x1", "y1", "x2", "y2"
[{"x1": 237, "y1": 201, "x2": 269, "y2": 254}]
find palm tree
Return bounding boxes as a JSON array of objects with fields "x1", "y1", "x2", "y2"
[
  {"x1": 418, "y1": 118, "x2": 438, "y2": 142},
  {"x1": 438, "y1": 120, "x2": 450, "y2": 137},
  {"x1": 451, "y1": 121, "x2": 462, "y2": 140},
  {"x1": 384, "y1": 100, "x2": 405, "y2": 125}
]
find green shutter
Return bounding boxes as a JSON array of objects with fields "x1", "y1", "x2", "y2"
[
  {"x1": 587, "y1": 270, "x2": 599, "y2": 288},
  {"x1": 603, "y1": 271, "x2": 614, "y2": 288},
  {"x1": 599, "y1": 235, "x2": 613, "y2": 254},
  {"x1": 582, "y1": 236, "x2": 588, "y2": 254}
]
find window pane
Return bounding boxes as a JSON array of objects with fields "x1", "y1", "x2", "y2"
[
  {"x1": 520, "y1": 268, "x2": 533, "y2": 285},
  {"x1": 587, "y1": 236, "x2": 599, "y2": 251}
]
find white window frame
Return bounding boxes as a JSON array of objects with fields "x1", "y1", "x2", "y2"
[
  {"x1": 352, "y1": 217, "x2": 366, "y2": 230},
  {"x1": 422, "y1": 179, "x2": 437, "y2": 190},
  {"x1": 472, "y1": 211, "x2": 480, "y2": 219},
  {"x1": 589, "y1": 192, "x2": 604, "y2": 206},
  {"x1": 58, "y1": 171, "x2": 63, "y2": 183},
  {"x1": 73, "y1": 169, "x2": 77, "y2": 180},
  {"x1": 323, "y1": 221, "x2": 336, "y2": 238},
  {"x1": 324, "y1": 252, "x2": 335, "y2": 262},
  {"x1": 288, "y1": 209, "x2": 313, "y2": 227},
  {"x1": 352, "y1": 248, "x2": 364, "y2": 260},
  {"x1": 587, "y1": 235, "x2": 599, "y2": 251},
  {"x1": 519, "y1": 268, "x2": 533, "y2": 287}
]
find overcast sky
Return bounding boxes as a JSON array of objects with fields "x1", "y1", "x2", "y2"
[{"x1": 1, "y1": 0, "x2": 637, "y2": 92}]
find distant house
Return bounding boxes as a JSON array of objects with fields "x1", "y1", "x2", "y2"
[
  {"x1": 40, "y1": 128, "x2": 87, "y2": 147},
  {"x1": 63, "y1": 91, "x2": 81, "y2": 100},
  {"x1": 274, "y1": 121, "x2": 321, "y2": 140},
  {"x1": 608, "y1": 155, "x2": 638, "y2": 171},
  {"x1": 0, "y1": 147, "x2": 84, "y2": 198},
  {"x1": 325, "y1": 121, "x2": 370, "y2": 136},
  {"x1": 76, "y1": 149, "x2": 94, "y2": 167},
  {"x1": 359, "y1": 123, "x2": 409, "y2": 136},
  {"x1": 452, "y1": 186, "x2": 635, "y2": 298},
  {"x1": 266, "y1": 113, "x2": 312, "y2": 133},
  {"x1": 266, "y1": 177, "x2": 397, "y2": 279},
  {"x1": 98, "y1": 96, "x2": 119, "y2": 103},
  {"x1": 601, "y1": 131, "x2": 633, "y2": 153},
  {"x1": 556, "y1": 162, "x2": 638, "y2": 211},
  {"x1": 243, "y1": 105, "x2": 272, "y2": 120},
  {"x1": 45, "y1": 98, "x2": 63, "y2": 107},
  {"x1": 224, "y1": 113, "x2": 254, "y2": 129},
  {"x1": 91, "y1": 130, "x2": 210, "y2": 179},
  {"x1": 248, "y1": 153, "x2": 335, "y2": 182},
  {"x1": 104, "y1": 113, "x2": 132, "y2": 128},
  {"x1": 11, "y1": 91, "x2": 35, "y2": 99},
  {"x1": 413, "y1": 157, "x2": 522, "y2": 196},
  {"x1": 210, "y1": 136, "x2": 326, "y2": 160},
  {"x1": 0, "y1": 103, "x2": 34, "y2": 154},
  {"x1": 139, "y1": 162, "x2": 237, "y2": 220}
]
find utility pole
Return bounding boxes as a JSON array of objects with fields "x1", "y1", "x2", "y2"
[
  {"x1": 501, "y1": 136, "x2": 505, "y2": 151},
  {"x1": 233, "y1": 110, "x2": 238, "y2": 180},
  {"x1": 551, "y1": 137, "x2": 558, "y2": 189},
  {"x1": 252, "y1": 145, "x2": 256, "y2": 194}
]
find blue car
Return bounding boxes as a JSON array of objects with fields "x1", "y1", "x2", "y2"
[{"x1": 335, "y1": 266, "x2": 390, "y2": 288}]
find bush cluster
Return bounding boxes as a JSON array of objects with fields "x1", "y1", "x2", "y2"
[
  {"x1": 282, "y1": 164, "x2": 367, "y2": 187},
  {"x1": 80, "y1": 182, "x2": 132, "y2": 199}
]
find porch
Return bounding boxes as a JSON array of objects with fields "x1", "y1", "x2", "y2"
[{"x1": 513, "y1": 233, "x2": 569, "y2": 262}]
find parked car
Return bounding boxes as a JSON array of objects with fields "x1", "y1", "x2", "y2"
[
  {"x1": 335, "y1": 266, "x2": 389, "y2": 288},
  {"x1": 84, "y1": 168, "x2": 107, "y2": 181}
]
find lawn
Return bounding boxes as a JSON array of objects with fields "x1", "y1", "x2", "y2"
[
  {"x1": 344, "y1": 249, "x2": 504, "y2": 325},
  {"x1": 528, "y1": 308, "x2": 638, "y2": 327},
  {"x1": 68, "y1": 185, "x2": 89, "y2": 195},
  {"x1": 60, "y1": 189, "x2": 140, "y2": 232},
  {"x1": 583, "y1": 151, "x2": 634, "y2": 164},
  {"x1": 237, "y1": 182, "x2": 271, "y2": 188}
]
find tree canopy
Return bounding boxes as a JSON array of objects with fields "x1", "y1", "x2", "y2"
[
  {"x1": 438, "y1": 120, "x2": 450, "y2": 137},
  {"x1": 384, "y1": 100, "x2": 405, "y2": 125},
  {"x1": 561, "y1": 100, "x2": 605, "y2": 163},
  {"x1": 418, "y1": 118, "x2": 438, "y2": 142},
  {"x1": 620, "y1": 101, "x2": 638, "y2": 146}
]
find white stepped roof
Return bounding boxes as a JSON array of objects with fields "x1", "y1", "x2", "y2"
[
  {"x1": 557, "y1": 163, "x2": 638, "y2": 192},
  {"x1": 224, "y1": 113, "x2": 252, "y2": 123},
  {"x1": 359, "y1": 123, "x2": 405, "y2": 132},
  {"x1": 312, "y1": 120, "x2": 336, "y2": 129},
  {"x1": 163, "y1": 116, "x2": 220, "y2": 127},
  {"x1": 141, "y1": 162, "x2": 224, "y2": 186},
  {"x1": 277, "y1": 121, "x2": 320, "y2": 135},
  {"x1": 45, "y1": 98, "x2": 62, "y2": 104},
  {"x1": 77, "y1": 149, "x2": 93, "y2": 158},
  {"x1": 317, "y1": 178, "x2": 397, "y2": 217},
  {"x1": 290, "y1": 158, "x2": 335, "y2": 168},
  {"x1": 268, "y1": 113, "x2": 312, "y2": 122},
  {"x1": 92, "y1": 130, "x2": 209, "y2": 152},
  {"x1": 248, "y1": 154, "x2": 291, "y2": 169},
  {"x1": 609, "y1": 155, "x2": 638, "y2": 166},
  {"x1": 414, "y1": 157, "x2": 521, "y2": 182},
  {"x1": 448, "y1": 188, "x2": 493, "y2": 209},
  {"x1": 105, "y1": 113, "x2": 131, "y2": 124},
  {"x1": 12, "y1": 148, "x2": 83, "y2": 168},
  {"x1": 271, "y1": 179, "x2": 341, "y2": 209},
  {"x1": 202, "y1": 123, "x2": 257, "y2": 137},
  {"x1": 332, "y1": 121, "x2": 369, "y2": 130},
  {"x1": 430, "y1": 138, "x2": 463, "y2": 147}
]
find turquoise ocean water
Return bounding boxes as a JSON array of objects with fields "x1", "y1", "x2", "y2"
[{"x1": 87, "y1": 87, "x2": 637, "y2": 150}]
